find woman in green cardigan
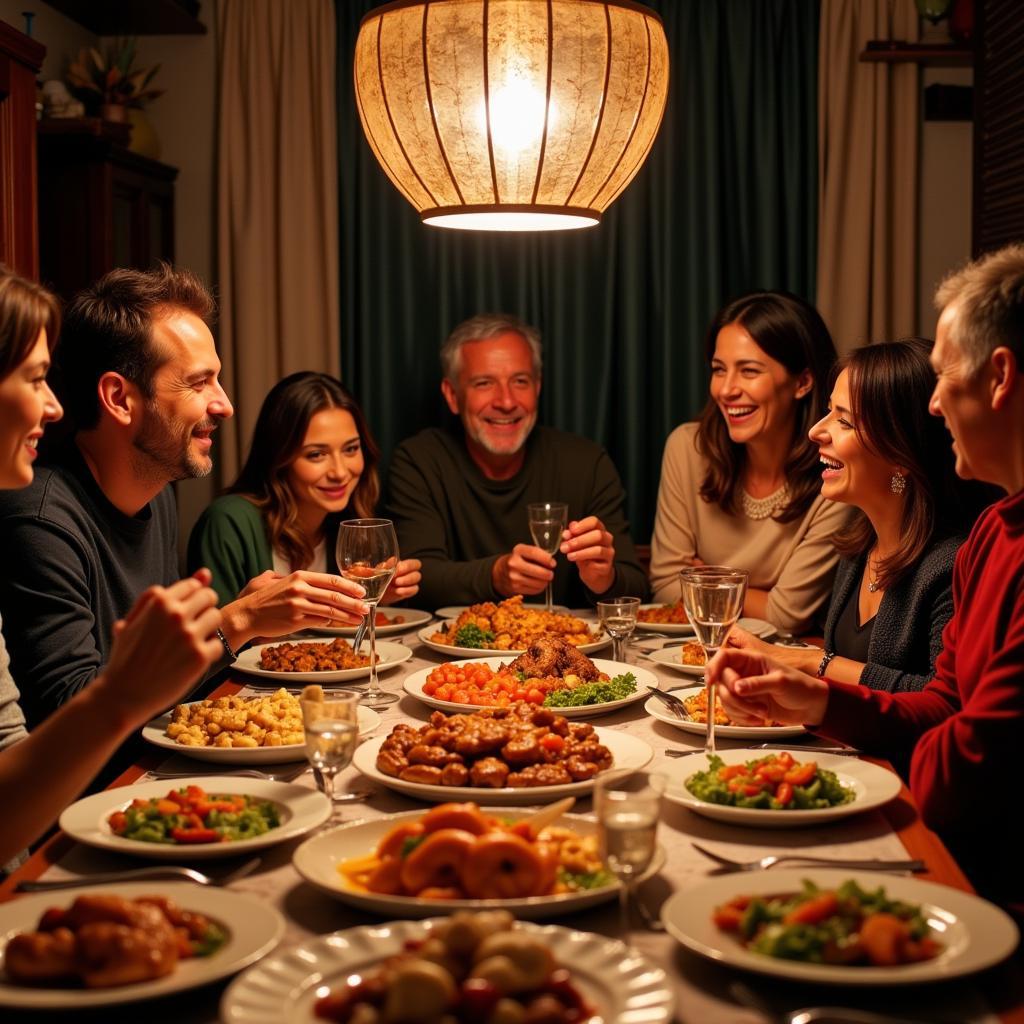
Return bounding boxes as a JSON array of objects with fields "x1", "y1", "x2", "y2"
[{"x1": 188, "y1": 372, "x2": 420, "y2": 608}]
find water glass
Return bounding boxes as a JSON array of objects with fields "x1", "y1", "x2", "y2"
[
  {"x1": 597, "y1": 596, "x2": 640, "y2": 663},
  {"x1": 527, "y1": 501, "x2": 568, "y2": 610},
  {"x1": 300, "y1": 687, "x2": 360, "y2": 806}
]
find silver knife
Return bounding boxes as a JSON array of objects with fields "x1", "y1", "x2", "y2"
[{"x1": 754, "y1": 743, "x2": 863, "y2": 755}]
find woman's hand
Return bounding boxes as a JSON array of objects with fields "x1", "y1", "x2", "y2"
[
  {"x1": 726, "y1": 625, "x2": 821, "y2": 673},
  {"x1": 706, "y1": 647, "x2": 830, "y2": 727},
  {"x1": 380, "y1": 558, "x2": 422, "y2": 605}
]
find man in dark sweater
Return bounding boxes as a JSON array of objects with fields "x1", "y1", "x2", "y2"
[
  {"x1": 0, "y1": 266, "x2": 368, "y2": 726},
  {"x1": 386, "y1": 314, "x2": 647, "y2": 609}
]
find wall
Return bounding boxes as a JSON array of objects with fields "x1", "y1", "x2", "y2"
[{"x1": 0, "y1": 2, "x2": 93, "y2": 79}]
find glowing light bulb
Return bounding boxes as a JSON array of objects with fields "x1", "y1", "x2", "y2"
[{"x1": 484, "y1": 77, "x2": 553, "y2": 154}]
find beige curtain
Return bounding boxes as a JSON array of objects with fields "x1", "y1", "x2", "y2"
[
  {"x1": 817, "y1": 0, "x2": 920, "y2": 353},
  {"x1": 215, "y1": 0, "x2": 340, "y2": 481}
]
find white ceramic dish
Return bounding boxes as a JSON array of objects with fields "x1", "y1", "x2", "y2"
[
  {"x1": 59, "y1": 776, "x2": 331, "y2": 859},
  {"x1": 292, "y1": 807, "x2": 665, "y2": 919},
  {"x1": 234, "y1": 639, "x2": 412, "y2": 684},
  {"x1": 304, "y1": 607, "x2": 432, "y2": 637},
  {"x1": 417, "y1": 623, "x2": 610, "y2": 659},
  {"x1": 662, "y1": 868, "x2": 1019, "y2": 985},
  {"x1": 644, "y1": 690, "x2": 806, "y2": 739},
  {"x1": 354, "y1": 727, "x2": 653, "y2": 804},
  {"x1": 221, "y1": 918, "x2": 675, "y2": 1023},
  {"x1": 635, "y1": 602, "x2": 696, "y2": 635},
  {"x1": 435, "y1": 604, "x2": 571, "y2": 618},
  {"x1": 643, "y1": 646, "x2": 707, "y2": 677},
  {"x1": 141, "y1": 703, "x2": 381, "y2": 764},
  {"x1": 402, "y1": 656, "x2": 656, "y2": 718},
  {"x1": 664, "y1": 748, "x2": 901, "y2": 827},
  {"x1": 0, "y1": 881, "x2": 284, "y2": 1010}
]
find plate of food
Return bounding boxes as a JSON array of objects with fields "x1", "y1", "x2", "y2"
[
  {"x1": 643, "y1": 641, "x2": 709, "y2": 676},
  {"x1": 141, "y1": 689, "x2": 382, "y2": 764},
  {"x1": 354, "y1": 704, "x2": 653, "y2": 804},
  {"x1": 233, "y1": 638, "x2": 412, "y2": 684},
  {"x1": 436, "y1": 603, "x2": 571, "y2": 618},
  {"x1": 304, "y1": 607, "x2": 433, "y2": 637},
  {"x1": 59, "y1": 776, "x2": 331, "y2": 859},
  {"x1": 644, "y1": 686, "x2": 806, "y2": 738},
  {"x1": 0, "y1": 881, "x2": 284, "y2": 1009},
  {"x1": 419, "y1": 595, "x2": 608, "y2": 657},
  {"x1": 662, "y1": 869, "x2": 1019, "y2": 985},
  {"x1": 636, "y1": 601, "x2": 696, "y2": 635},
  {"x1": 221, "y1": 913, "x2": 674, "y2": 1024},
  {"x1": 292, "y1": 802, "x2": 665, "y2": 919},
  {"x1": 665, "y1": 749, "x2": 901, "y2": 827},
  {"x1": 402, "y1": 642, "x2": 655, "y2": 718}
]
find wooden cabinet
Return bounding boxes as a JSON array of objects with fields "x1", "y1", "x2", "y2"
[
  {"x1": 36, "y1": 119, "x2": 177, "y2": 300},
  {"x1": 0, "y1": 20, "x2": 45, "y2": 279}
]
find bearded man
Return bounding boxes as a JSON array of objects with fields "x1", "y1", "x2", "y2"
[{"x1": 386, "y1": 314, "x2": 647, "y2": 609}]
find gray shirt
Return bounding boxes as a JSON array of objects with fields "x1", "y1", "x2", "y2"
[{"x1": 0, "y1": 616, "x2": 28, "y2": 752}]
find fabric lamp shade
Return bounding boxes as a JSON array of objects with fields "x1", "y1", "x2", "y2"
[{"x1": 354, "y1": 0, "x2": 669, "y2": 231}]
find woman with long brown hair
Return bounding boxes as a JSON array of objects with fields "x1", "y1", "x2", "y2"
[
  {"x1": 649, "y1": 291, "x2": 847, "y2": 633},
  {"x1": 189, "y1": 371, "x2": 420, "y2": 607}
]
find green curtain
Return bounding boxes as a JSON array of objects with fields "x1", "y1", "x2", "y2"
[{"x1": 337, "y1": 0, "x2": 819, "y2": 543}]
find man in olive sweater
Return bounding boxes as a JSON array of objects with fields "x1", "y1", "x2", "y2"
[{"x1": 386, "y1": 314, "x2": 647, "y2": 610}]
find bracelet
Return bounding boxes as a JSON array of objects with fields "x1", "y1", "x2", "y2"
[
  {"x1": 215, "y1": 628, "x2": 238, "y2": 661},
  {"x1": 816, "y1": 649, "x2": 836, "y2": 678}
]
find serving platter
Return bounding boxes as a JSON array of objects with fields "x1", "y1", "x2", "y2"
[
  {"x1": 234, "y1": 639, "x2": 412, "y2": 684},
  {"x1": 416, "y1": 624, "x2": 609, "y2": 659}
]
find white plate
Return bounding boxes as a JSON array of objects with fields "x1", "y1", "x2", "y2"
[
  {"x1": 304, "y1": 607, "x2": 433, "y2": 637},
  {"x1": 635, "y1": 602, "x2": 696, "y2": 635},
  {"x1": 738, "y1": 617, "x2": 778, "y2": 639},
  {"x1": 664, "y1": 748, "x2": 901, "y2": 827},
  {"x1": 435, "y1": 604, "x2": 571, "y2": 618},
  {"x1": 354, "y1": 727, "x2": 653, "y2": 804},
  {"x1": 292, "y1": 808, "x2": 665, "y2": 919},
  {"x1": 141, "y1": 703, "x2": 381, "y2": 764},
  {"x1": 644, "y1": 690, "x2": 806, "y2": 739},
  {"x1": 234, "y1": 639, "x2": 412, "y2": 684},
  {"x1": 402, "y1": 657, "x2": 656, "y2": 718},
  {"x1": 417, "y1": 623, "x2": 610, "y2": 659},
  {"x1": 0, "y1": 881, "x2": 284, "y2": 1009},
  {"x1": 59, "y1": 776, "x2": 331, "y2": 859},
  {"x1": 221, "y1": 917, "x2": 675, "y2": 1024},
  {"x1": 643, "y1": 645, "x2": 707, "y2": 676},
  {"x1": 663, "y1": 868, "x2": 1019, "y2": 985}
]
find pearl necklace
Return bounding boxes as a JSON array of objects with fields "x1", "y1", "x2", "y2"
[{"x1": 740, "y1": 485, "x2": 788, "y2": 521}]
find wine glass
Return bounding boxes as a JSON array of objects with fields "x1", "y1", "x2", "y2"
[
  {"x1": 527, "y1": 501, "x2": 568, "y2": 611},
  {"x1": 597, "y1": 596, "x2": 640, "y2": 663},
  {"x1": 336, "y1": 518, "x2": 399, "y2": 708},
  {"x1": 595, "y1": 770, "x2": 666, "y2": 937},
  {"x1": 678, "y1": 566, "x2": 748, "y2": 757},
  {"x1": 300, "y1": 687, "x2": 360, "y2": 807}
]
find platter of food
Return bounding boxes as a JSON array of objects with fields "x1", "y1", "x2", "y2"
[
  {"x1": 436, "y1": 603, "x2": 570, "y2": 618},
  {"x1": 304, "y1": 607, "x2": 433, "y2": 637},
  {"x1": 353, "y1": 705, "x2": 653, "y2": 804},
  {"x1": 644, "y1": 686, "x2": 806, "y2": 739},
  {"x1": 0, "y1": 881, "x2": 284, "y2": 1009},
  {"x1": 661, "y1": 869, "x2": 1019, "y2": 985},
  {"x1": 419, "y1": 595, "x2": 608, "y2": 657},
  {"x1": 141, "y1": 689, "x2": 382, "y2": 764},
  {"x1": 221, "y1": 913, "x2": 675, "y2": 1024},
  {"x1": 292, "y1": 803, "x2": 665, "y2": 919},
  {"x1": 636, "y1": 601, "x2": 695, "y2": 634},
  {"x1": 59, "y1": 776, "x2": 331, "y2": 859},
  {"x1": 643, "y1": 641, "x2": 708, "y2": 677},
  {"x1": 664, "y1": 749, "x2": 901, "y2": 827},
  {"x1": 233, "y1": 638, "x2": 412, "y2": 684}
]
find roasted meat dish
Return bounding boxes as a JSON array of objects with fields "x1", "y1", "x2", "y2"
[{"x1": 505, "y1": 636, "x2": 601, "y2": 681}]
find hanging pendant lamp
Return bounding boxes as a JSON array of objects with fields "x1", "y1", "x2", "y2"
[{"x1": 353, "y1": 0, "x2": 669, "y2": 231}]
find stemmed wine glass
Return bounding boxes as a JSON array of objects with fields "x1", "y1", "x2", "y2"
[
  {"x1": 300, "y1": 686, "x2": 359, "y2": 808},
  {"x1": 597, "y1": 596, "x2": 640, "y2": 663},
  {"x1": 336, "y1": 518, "x2": 399, "y2": 708},
  {"x1": 678, "y1": 566, "x2": 748, "y2": 756},
  {"x1": 595, "y1": 770, "x2": 666, "y2": 938},
  {"x1": 527, "y1": 502, "x2": 568, "y2": 611}
]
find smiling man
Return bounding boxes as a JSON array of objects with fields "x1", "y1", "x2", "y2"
[{"x1": 387, "y1": 314, "x2": 646, "y2": 609}]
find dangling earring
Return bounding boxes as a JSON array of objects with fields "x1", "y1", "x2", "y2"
[{"x1": 890, "y1": 472, "x2": 907, "y2": 495}]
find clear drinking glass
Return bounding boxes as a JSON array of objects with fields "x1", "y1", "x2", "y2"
[
  {"x1": 527, "y1": 501, "x2": 568, "y2": 611},
  {"x1": 678, "y1": 565, "x2": 748, "y2": 756},
  {"x1": 300, "y1": 687, "x2": 360, "y2": 806},
  {"x1": 595, "y1": 770, "x2": 666, "y2": 938},
  {"x1": 597, "y1": 596, "x2": 640, "y2": 663},
  {"x1": 336, "y1": 518, "x2": 399, "y2": 708}
]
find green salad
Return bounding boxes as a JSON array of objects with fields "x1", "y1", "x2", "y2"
[
  {"x1": 543, "y1": 672, "x2": 638, "y2": 707},
  {"x1": 452, "y1": 623, "x2": 496, "y2": 649},
  {"x1": 685, "y1": 753, "x2": 854, "y2": 810}
]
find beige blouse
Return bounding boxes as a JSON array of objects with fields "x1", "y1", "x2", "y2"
[{"x1": 649, "y1": 423, "x2": 849, "y2": 633}]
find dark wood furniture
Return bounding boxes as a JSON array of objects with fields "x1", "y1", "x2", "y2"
[
  {"x1": 43, "y1": 0, "x2": 206, "y2": 36},
  {"x1": 36, "y1": 119, "x2": 177, "y2": 300},
  {"x1": 0, "y1": 20, "x2": 44, "y2": 280}
]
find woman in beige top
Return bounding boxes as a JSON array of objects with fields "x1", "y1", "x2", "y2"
[{"x1": 649, "y1": 291, "x2": 848, "y2": 634}]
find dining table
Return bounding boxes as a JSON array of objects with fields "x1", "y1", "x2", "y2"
[{"x1": 2, "y1": 623, "x2": 1022, "y2": 1024}]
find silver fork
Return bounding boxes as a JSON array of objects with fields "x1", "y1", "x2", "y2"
[
  {"x1": 17, "y1": 857, "x2": 262, "y2": 892},
  {"x1": 692, "y1": 841, "x2": 925, "y2": 874},
  {"x1": 647, "y1": 686, "x2": 693, "y2": 720},
  {"x1": 146, "y1": 764, "x2": 310, "y2": 782}
]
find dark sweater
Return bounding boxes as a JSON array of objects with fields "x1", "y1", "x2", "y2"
[
  {"x1": 0, "y1": 444, "x2": 178, "y2": 726},
  {"x1": 385, "y1": 425, "x2": 648, "y2": 609},
  {"x1": 823, "y1": 536, "x2": 961, "y2": 693}
]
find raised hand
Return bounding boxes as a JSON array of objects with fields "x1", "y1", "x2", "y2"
[
  {"x1": 380, "y1": 558, "x2": 422, "y2": 605},
  {"x1": 491, "y1": 545, "x2": 554, "y2": 597},
  {"x1": 561, "y1": 515, "x2": 615, "y2": 594}
]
